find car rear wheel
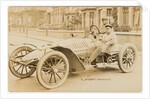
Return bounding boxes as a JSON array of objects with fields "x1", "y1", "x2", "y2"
[
  {"x1": 118, "y1": 43, "x2": 138, "y2": 73},
  {"x1": 36, "y1": 51, "x2": 69, "y2": 89},
  {"x1": 9, "y1": 46, "x2": 36, "y2": 78}
]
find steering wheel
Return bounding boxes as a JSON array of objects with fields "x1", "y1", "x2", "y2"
[{"x1": 90, "y1": 25, "x2": 101, "y2": 39}]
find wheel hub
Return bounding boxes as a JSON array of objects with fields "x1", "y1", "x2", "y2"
[
  {"x1": 127, "y1": 55, "x2": 131, "y2": 60},
  {"x1": 53, "y1": 68, "x2": 58, "y2": 73},
  {"x1": 126, "y1": 53, "x2": 133, "y2": 61}
]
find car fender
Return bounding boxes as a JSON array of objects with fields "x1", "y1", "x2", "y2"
[
  {"x1": 51, "y1": 46, "x2": 85, "y2": 73},
  {"x1": 8, "y1": 43, "x2": 37, "y2": 56},
  {"x1": 21, "y1": 46, "x2": 54, "y2": 61},
  {"x1": 21, "y1": 45, "x2": 85, "y2": 72}
]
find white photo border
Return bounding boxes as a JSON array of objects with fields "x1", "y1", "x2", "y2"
[{"x1": 0, "y1": 0, "x2": 149, "y2": 98}]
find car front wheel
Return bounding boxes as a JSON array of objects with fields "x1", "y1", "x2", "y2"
[{"x1": 36, "y1": 51, "x2": 69, "y2": 89}]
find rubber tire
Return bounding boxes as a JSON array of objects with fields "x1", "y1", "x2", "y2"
[
  {"x1": 118, "y1": 43, "x2": 138, "y2": 73},
  {"x1": 36, "y1": 51, "x2": 69, "y2": 89},
  {"x1": 9, "y1": 46, "x2": 36, "y2": 78}
]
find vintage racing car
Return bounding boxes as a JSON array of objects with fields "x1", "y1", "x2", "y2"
[{"x1": 9, "y1": 25, "x2": 138, "y2": 89}]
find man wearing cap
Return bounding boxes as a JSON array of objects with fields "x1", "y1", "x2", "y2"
[
  {"x1": 89, "y1": 24, "x2": 117, "y2": 63},
  {"x1": 102, "y1": 24, "x2": 117, "y2": 51}
]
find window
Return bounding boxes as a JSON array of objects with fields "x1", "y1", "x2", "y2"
[
  {"x1": 89, "y1": 12, "x2": 94, "y2": 26},
  {"x1": 133, "y1": 7, "x2": 135, "y2": 27},
  {"x1": 83, "y1": 13, "x2": 86, "y2": 28},
  {"x1": 98, "y1": 10, "x2": 101, "y2": 27},
  {"x1": 67, "y1": 16, "x2": 69, "y2": 25},
  {"x1": 61, "y1": 10, "x2": 65, "y2": 23},
  {"x1": 62, "y1": 14, "x2": 64, "y2": 23},
  {"x1": 72, "y1": 16, "x2": 74, "y2": 21},
  {"x1": 133, "y1": 7, "x2": 141, "y2": 31},
  {"x1": 123, "y1": 7, "x2": 129, "y2": 25},
  {"x1": 48, "y1": 13, "x2": 51, "y2": 24},
  {"x1": 107, "y1": 8, "x2": 112, "y2": 16}
]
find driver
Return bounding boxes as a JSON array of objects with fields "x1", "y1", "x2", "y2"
[
  {"x1": 102, "y1": 24, "x2": 117, "y2": 49},
  {"x1": 89, "y1": 24, "x2": 117, "y2": 63}
]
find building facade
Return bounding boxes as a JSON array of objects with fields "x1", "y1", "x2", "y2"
[
  {"x1": 8, "y1": 7, "x2": 48, "y2": 28},
  {"x1": 117, "y1": 7, "x2": 142, "y2": 32},
  {"x1": 46, "y1": 7, "x2": 82, "y2": 30},
  {"x1": 8, "y1": 7, "x2": 142, "y2": 32},
  {"x1": 81, "y1": 7, "x2": 142, "y2": 32}
]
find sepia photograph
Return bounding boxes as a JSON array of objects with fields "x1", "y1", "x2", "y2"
[{"x1": 8, "y1": 6, "x2": 142, "y2": 92}]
